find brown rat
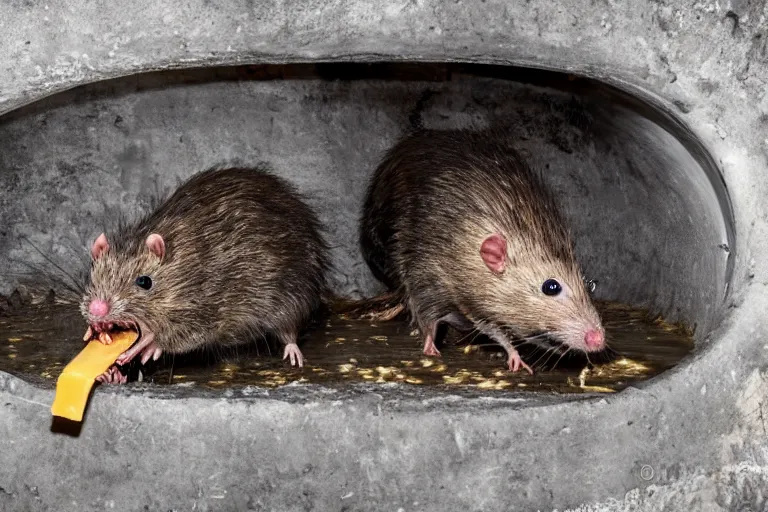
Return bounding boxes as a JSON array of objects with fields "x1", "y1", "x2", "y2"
[
  {"x1": 81, "y1": 165, "x2": 330, "y2": 383},
  {"x1": 359, "y1": 129, "x2": 605, "y2": 373}
]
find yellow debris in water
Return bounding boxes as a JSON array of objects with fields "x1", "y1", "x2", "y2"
[
  {"x1": 589, "y1": 358, "x2": 651, "y2": 378},
  {"x1": 51, "y1": 330, "x2": 138, "y2": 423},
  {"x1": 338, "y1": 363, "x2": 354, "y2": 373},
  {"x1": 442, "y1": 370, "x2": 473, "y2": 384},
  {"x1": 580, "y1": 385, "x2": 616, "y2": 393},
  {"x1": 578, "y1": 367, "x2": 590, "y2": 388},
  {"x1": 7, "y1": 337, "x2": 22, "y2": 343},
  {"x1": 369, "y1": 335, "x2": 388, "y2": 342},
  {"x1": 375, "y1": 366, "x2": 397, "y2": 376},
  {"x1": 477, "y1": 379, "x2": 512, "y2": 390},
  {"x1": 613, "y1": 357, "x2": 650, "y2": 371}
]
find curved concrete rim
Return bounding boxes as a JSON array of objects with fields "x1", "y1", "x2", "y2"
[{"x1": 0, "y1": 1, "x2": 765, "y2": 510}]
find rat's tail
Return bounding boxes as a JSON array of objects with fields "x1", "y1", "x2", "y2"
[{"x1": 331, "y1": 291, "x2": 407, "y2": 322}]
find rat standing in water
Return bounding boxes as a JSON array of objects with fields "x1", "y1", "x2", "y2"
[
  {"x1": 359, "y1": 129, "x2": 605, "y2": 373},
  {"x1": 82, "y1": 166, "x2": 330, "y2": 383}
]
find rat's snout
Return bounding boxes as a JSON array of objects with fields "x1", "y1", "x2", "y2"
[
  {"x1": 584, "y1": 327, "x2": 605, "y2": 351},
  {"x1": 88, "y1": 299, "x2": 110, "y2": 318}
]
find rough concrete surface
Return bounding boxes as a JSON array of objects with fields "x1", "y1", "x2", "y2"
[{"x1": 0, "y1": 0, "x2": 765, "y2": 511}]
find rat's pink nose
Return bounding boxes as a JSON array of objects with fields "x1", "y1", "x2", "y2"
[
  {"x1": 584, "y1": 328, "x2": 604, "y2": 350},
  {"x1": 89, "y1": 299, "x2": 109, "y2": 318}
]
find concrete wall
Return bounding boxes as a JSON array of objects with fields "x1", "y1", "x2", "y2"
[{"x1": 0, "y1": 1, "x2": 766, "y2": 511}]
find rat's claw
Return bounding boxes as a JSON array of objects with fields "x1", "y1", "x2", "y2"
[
  {"x1": 152, "y1": 347, "x2": 163, "y2": 361},
  {"x1": 283, "y1": 343, "x2": 304, "y2": 368},
  {"x1": 97, "y1": 331, "x2": 113, "y2": 345},
  {"x1": 83, "y1": 326, "x2": 93, "y2": 342},
  {"x1": 507, "y1": 349, "x2": 534, "y2": 375}
]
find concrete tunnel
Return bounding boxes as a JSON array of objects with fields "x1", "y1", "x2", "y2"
[{"x1": 0, "y1": 1, "x2": 765, "y2": 510}]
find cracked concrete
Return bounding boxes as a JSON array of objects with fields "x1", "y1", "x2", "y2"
[{"x1": 0, "y1": 0, "x2": 766, "y2": 510}]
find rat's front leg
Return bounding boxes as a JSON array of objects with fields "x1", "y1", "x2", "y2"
[{"x1": 480, "y1": 324, "x2": 534, "y2": 375}]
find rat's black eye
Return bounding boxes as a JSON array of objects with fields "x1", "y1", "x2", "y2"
[
  {"x1": 541, "y1": 279, "x2": 562, "y2": 296},
  {"x1": 135, "y1": 275, "x2": 153, "y2": 290}
]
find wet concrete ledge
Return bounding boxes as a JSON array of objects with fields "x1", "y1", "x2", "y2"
[{"x1": 0, "y1": 0, "x2": 766, "y2": 510}]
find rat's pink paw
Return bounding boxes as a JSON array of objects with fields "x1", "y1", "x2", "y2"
[
  {"x1": 423, "y1": 333, "x2": 441, "y2": 357},
  {"x1": 115, "y1": 332, "x2": 157, "y2": 366},
  {"x1": 140, "y1": 344, "x2": 163, "y2": 365},
  {"x1": 283, "y1": 343, "x2": 304, "y2": 367},
  {"x1": 507, "y1": 350, "x2": 534, "y2": 375}
]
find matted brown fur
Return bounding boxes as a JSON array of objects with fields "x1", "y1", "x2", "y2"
[
  {"x1": 81, "y1": 166, "x2": 330, "y2": 354},
  {"x1": 359, "y1": 129, "x2": 602, "y2": 353}
]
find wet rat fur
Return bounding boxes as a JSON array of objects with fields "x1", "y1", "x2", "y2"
[
  {"x1": 81, "y1": 165, "x2": 330, "y2": 378},
  {"x1": 359, "y1": 129, "x2": 605, "y2": 373}
]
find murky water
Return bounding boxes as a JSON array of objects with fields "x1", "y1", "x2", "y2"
[{"x1": 0, "y1": 300, "x2": 693, "y2": 393}]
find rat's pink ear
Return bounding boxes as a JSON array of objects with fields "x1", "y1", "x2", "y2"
[
  {"x1": 91, "y1": 233, "x2": 110, "y2": 260},
  {"x1": 145, "y1": 233, "x2": 166, "y2": 260},
  {"x1": 480, "y1": 233, "x2": 507, "y2": 274}
]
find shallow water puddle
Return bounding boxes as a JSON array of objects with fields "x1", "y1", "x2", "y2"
[{"x1": 0, "y1": 300, "x2": 693, "y2": 394}]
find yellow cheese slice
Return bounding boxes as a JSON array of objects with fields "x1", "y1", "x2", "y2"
[{"x1": 51, "y1": 330, "x2": 138, "y2": 422}]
